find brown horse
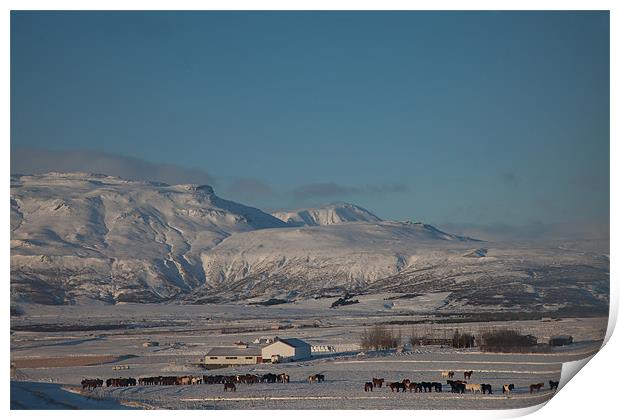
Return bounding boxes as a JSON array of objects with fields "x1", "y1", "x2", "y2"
[
  {"x1": 308, "y1": 374, "x2": 325, "y2": 383},
  {"x1": 502, "y1": 384, "x2": 514, "y2": 394},
  {"x1": 177, "y1": 376, "x2": 191, "y2": 385},
  {"x1": 407, "y1": 382, "x2": 418, "y2": 392},
  {"x1": 364, "y1": 382, "x2": 374, "y2": 392},
  {"x1": 529, "y1": 383, "x2": 544, "y2": 393},
  {"x1": 244, "y1": 374, "x2": 259, "y2": 384},
  {"x1": 463, "y1": 371, "x2": 473, "y2": 380},
  {"x1": 372, "y1": 378, "x2": 384, "y2": 388},
  {"x1": 224, "y1": 382, "x2": 236, "y2": 392}
]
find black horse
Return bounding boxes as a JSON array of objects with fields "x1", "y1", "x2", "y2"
[
  {"x1": 447, "y1": 380, "x2": 466, "y2": 394},
  {"x1": 420, "y1": 381, "x2": 433, "y2": 392},
  {"x1": 262, "y1": 373, "x2": 278, "y2": 383},
  {"x1": 388, "y1": 382, "x2": 406, "y2": 392},
  {"x1": 529, "y1": 383, "x2": 544, "y2": 393},
  {"x1": 481, "y1": 384, "x2": 493, "y2": 394}
]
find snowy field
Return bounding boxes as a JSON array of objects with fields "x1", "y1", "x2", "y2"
[
  {"x1": 10, "y1": 302, "x2": 606, "y2": 409},
  {"x1": 10, "y1": 381, "x2": 136, "y2": 409},
  {"x1": 93, "y1": 354, "x2": 566, "y2": 410},
  {"x1": 12, "y1": 349, "x2": 576, "y2": 410}
]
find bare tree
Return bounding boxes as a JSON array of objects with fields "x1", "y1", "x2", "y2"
[
  {"x1": 479, "y1": 328, "x2": 537, "y2": 352},
  {"x1": 409, "y1": 326, "x2": 424, "y2": 347},
  {"x1": 452, "y1": 329, "x2": 475, "y2": 348},
  {"x1": 360, "y1": 325, "x2": 401, "y2": 351}
]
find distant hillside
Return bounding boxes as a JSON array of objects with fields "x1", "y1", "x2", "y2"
[{"x1": 10, "y1": 172, "x2": 609, "y2": 315}]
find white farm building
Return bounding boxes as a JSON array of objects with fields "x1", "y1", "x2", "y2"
[
  {"x1": 261, "y1": 337, "x2": 311, "y2": 363},
  {"x1": 204, "y1": 342, "x2": 263, "y2": 366}
]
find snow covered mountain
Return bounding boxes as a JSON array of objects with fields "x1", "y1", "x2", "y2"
[
  {"x1": 193, "y1": 221, "x2": 473, "y2": 299},
  {"x1": 272, "y1": 202, "x2": 382, "y2": 226},
  {"x1": 10, "y1": 172, "x2": 609, "y2": 314},
  {"x1": 10, "y1": 173, "x2": 286, "y2": 304},
  {"x1": 186, "y1": 222, "x2": 608, "y2": 314}
]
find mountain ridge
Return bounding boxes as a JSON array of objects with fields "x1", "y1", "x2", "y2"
[{"x1": 10, "y1": 172, "x2": 609, "y2": 313}]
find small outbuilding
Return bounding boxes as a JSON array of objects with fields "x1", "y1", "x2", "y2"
[
  {"x1": 261, "y1": 337, "x2": 311, "y2": 363},
  {"x1": 549, "y1": 335, "x2": 574, "y2": 347}
]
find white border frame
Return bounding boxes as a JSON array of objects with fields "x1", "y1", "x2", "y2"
[{"x1": 3, "y1": 2, "x2": 617, "y2": 419}]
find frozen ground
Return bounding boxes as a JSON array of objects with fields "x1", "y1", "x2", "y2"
[
  {"x1": 94, "y1": 353, "x2": 565, "y2": 410},
  {"x1": 11, "y1": 299, "x2": 609, "y2": 346},
  {"x1": 10, "y1": 302, "x2": 606, "y2": 409},
  {"x1": 10, "y1": 381, "x2": 136, "y2": 409},
  {"x1": 11, "y1": 349, "x2": 574, "y2": 410}
]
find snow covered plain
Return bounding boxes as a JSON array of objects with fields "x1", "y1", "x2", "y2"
[
  {"x1": 10, "y1": 381, "x2": 137, "y2": 410},
  {"x1": 10, "y1": 301, "x2": 605, "y2": 409},
  {"x1": 93, "y1": 354, "x2": 565, "y2": 410}
]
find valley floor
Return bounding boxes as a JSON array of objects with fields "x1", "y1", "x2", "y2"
[{"x1": 10, "y1": 302, "x2": 607, "y2": 410}]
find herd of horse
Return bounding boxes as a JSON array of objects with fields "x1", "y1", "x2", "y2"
[
  {"x1": 81, "y1": 378, "x2": 138, "y2": 389},
  {"x1": 81, "y1": 372, "x2": 292, "y2": 391},
  {"x1": 82, "y1": 370, "x2": 560, "y2": 396},
  {"x1": 363, "y1": 372, "x2": 560, "y2": 396}
]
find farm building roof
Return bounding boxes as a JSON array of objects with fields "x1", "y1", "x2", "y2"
[
  {"x1": 275, "y1": 337, "x2": 310, "y2": 348},
  {"x1": 206, "y1": 346, "x2": 262, "y2": 356}
]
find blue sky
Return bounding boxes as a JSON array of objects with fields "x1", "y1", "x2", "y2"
[{"x1": 11, "y1": 11, "x2": 609, "y2": 235}]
